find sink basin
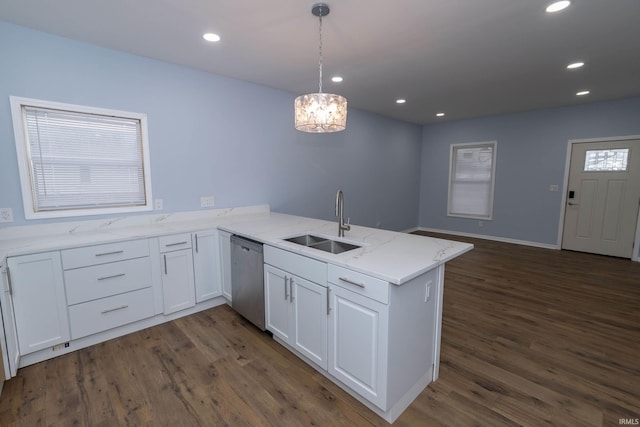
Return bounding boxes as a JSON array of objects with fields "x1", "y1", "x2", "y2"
[
  {"x1": 284, "y1": 234, "x2": 361, "y2": 254},
  {"x1": 284, "y1": 234, "x2": 326, "y2": 246}
]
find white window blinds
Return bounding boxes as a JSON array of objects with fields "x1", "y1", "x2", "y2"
[
  {"x1": 23, "y1": 106, "x2": 147, "y2": 212},
  {"x1": 448, "y1": 142, "x2": 497, "y2": 219},
  {"x1": 10, "y1": 96, "x2": 152, "y2": 219}
]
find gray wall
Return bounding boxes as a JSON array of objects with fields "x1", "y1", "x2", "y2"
[
  {"x1": 0, "y1": 21, "x2": 422, "y2": 232},
  {"x1": 419, "y1": 97, "x2": 640, "y2": 246}
]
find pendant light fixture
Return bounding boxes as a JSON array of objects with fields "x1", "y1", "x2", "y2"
[{"x1": 294, "y1": 3, "x2": 347, "y2": 133}]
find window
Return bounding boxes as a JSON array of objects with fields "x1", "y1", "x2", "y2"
[
  {"x1": 584, "y1": 149, "x2": 629, "y2": 171},
  {"x1": 448, "y1": 141, "x2": 497, "y2": 219},
  {"x1": 10, "y1": 97, "x2": 153, "y2": 219}
]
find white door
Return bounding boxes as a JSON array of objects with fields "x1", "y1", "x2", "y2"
[
  {"x1": 8, "y1": 252, "x2": 71, "y2": 355},
  {"x1": 219, "y1": 231, "x2": 232, "y2": 302},
  {"x1": 291, "y1": 277, "x2": 327, "y2": 370},
  {"x1": 264, "y1": 265, "x2": 291, "y2": 341},
  {"x1": 328, "y1": 284, "x2": 388, "y2": 409},
  {"x1": 161, "y1": 249, "x2": 196, "y2": 314},
  {"x1": 562, "y1": 139, "x2": 640, "y2": 258},
  {"x1": 192, "y1": 230, "x2": 222, "y2": 303}
]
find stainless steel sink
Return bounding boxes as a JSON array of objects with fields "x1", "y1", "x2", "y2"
[
  {"x1": 284, "y1": 234, "x2": 361, "y2": 254},
  {"x1": 284, "y1": 234, "x2": 326, "y2": 246}
]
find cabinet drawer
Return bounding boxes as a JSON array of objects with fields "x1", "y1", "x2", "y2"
[
  {"x1": 68, "y1": 287, "x2": 155, "y2": 339},
  {"x1": 64, "y1": 257, "x2": 152, "y2": 305},
  {"x1": 328, "y1": 265, "x2": 389, "y2": 304},
  {"x1": 158, "y1": 233, "x2": 192, "y2": 252},
  {"x1": 264, "y1": 245, "x2": 327, "y2": 285},
  {"x1": 61, "y1": 239, "x2": 149, "y2": 269}
]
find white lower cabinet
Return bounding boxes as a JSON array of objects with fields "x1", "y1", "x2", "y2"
[
  {"x1": 160, "y1": 248, "x2": 196, "y2": 314},
  {"x1": 6, "y1": 252, "x2": 70, "y2": 355},
  {"x1": 61, "y1": 239, "x2": 155, "y2": 340},
  {"x1": 68, "y1": 288, "x2": 155, "y2": 339},
  {"x1": 264, "y1": 265, "x2": 328, "y2": 369},
  {"x1": 218, "y1": 231, "x2": 232, "y2": 302},
  {"x1": 192, "y1": 230, "x2": 222, "y2": 303},
  {"x1": 263, "y1": 246, "x2": 328, "y2": 370},
  {"x1": 264, "y1": 265, "x2": 291, "y2": 341},
  {"x1": 265, "y1": 264, "x2": 328, "y2": 370},
  {"x1": 328, "y1": 283, "x2": 388, "y2": 409}
]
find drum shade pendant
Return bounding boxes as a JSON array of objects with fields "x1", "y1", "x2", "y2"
[{"x1": 294, "y1": 3, "x2": 347, "y2": 133}]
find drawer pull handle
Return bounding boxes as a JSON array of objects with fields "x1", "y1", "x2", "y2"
[
  {"x1": 338, "y1": 276, "x2": 365, "y2": 288},
  {"x1": 165, "y1": 241, "x2": 188, "y2": 247},
  {"x1": 101, "y1": 305, "x2": 128, "y2": 314},
  {"x1": 97, "y1": 273, "x2": 126, "y2": 281},
  {"x1": 95, "y1": 250, "x2": 124, "y2": 257}
]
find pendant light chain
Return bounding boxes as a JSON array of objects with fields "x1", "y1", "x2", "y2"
[
  {"x1": 294, "y1": 3, "x2": 347, "y2": 133},
  {"x1": 318, "y1": 8, "x2": 323, "y2": 94}
]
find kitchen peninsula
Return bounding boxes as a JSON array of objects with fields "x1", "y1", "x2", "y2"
[{"x1": 0, "y1": 205, "x2": 472, "y2": 423}]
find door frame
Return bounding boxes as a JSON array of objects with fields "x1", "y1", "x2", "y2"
[{"x1": 557, "y1": 135, "x2": 640, "y2": 262}]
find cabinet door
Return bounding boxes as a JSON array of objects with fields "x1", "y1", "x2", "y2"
[
  {"x1": 219, "y1": 231, "x2": 232, "y2": 301},
  {"x1": 192, "y1": 230, "x2": 222, "y2": 303},
  {"x1": 328, "y1": 284, "x2": 388, "y2": 409},
  {"x1": 7, "y1": 252, "x2": 70, "y2": 355},
  {"x1": 161, "y1": 249, "x2": 196, "y2": 314},
  {"x1": 291, "y1": 277, "x2": 327, "y2": 370},
  {"x1": 264, "y1": 265, "x2": 291, "y2": 341}
]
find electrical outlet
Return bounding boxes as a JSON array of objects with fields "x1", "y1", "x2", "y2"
[
  {"x1": 154, "y1": 199, "x2": 163, "y2": 210},
  {"x1": 549, "y1": 184, "x2": 559, "y2": 192},
  {"x1": 200, "y1": 196, "x2": 214, "y2": 208},
  {"x1": 0, "y1": 208, "x2": 14, "y2": 223},
  {"x1": 478, "y1": 220, "x2": 484, "y2": 228}
]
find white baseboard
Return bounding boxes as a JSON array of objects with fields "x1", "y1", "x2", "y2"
[{"x1": 411, "y1": 227, "x2": 560, "y2": 250}]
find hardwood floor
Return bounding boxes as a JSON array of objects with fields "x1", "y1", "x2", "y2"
[{"x1": 1, "y1": 234, "x2": 638, "y2": 426}]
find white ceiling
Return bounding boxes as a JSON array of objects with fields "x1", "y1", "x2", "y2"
[{"x1": 1, "y1": 0, "x2": 639, "y2": 125}]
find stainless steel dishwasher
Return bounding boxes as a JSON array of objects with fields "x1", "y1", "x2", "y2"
[{"x1": 230, "y1": 235, "x2": 265, "y2": 330}]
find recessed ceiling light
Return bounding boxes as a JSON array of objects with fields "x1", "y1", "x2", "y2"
[
  {"x1": 436, "y1": 112, "x2": 445, "y2": 117},
  {"x1": 396, "y1": 99, "x2": 406, "y2": 104},
  {"x1": 546, "y1": 1, "x2": 571, "y2": 13},
  {"x1": 203, "y1": 33, "x2": 221, "y2": 42},
  {"x1": 331, "y1": 76, "x2": 343, "y2": 83},
  {"x1": 576, "y1": 90, "x2": 590, "y2": 96},
  {"x1": 567, "y1": 62, "x2": 584, "y2": 69}
]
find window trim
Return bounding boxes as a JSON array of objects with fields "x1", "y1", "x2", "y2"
[
  {"x1": 447, "y1": 141, "x2": 497, "y2": 220},
  {"x1": 10, "y1": 96, "x2": 153, "y2": 220}
]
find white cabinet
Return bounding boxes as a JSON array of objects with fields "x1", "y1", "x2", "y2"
[
  {"x1": 327, "y1": 264, "x2": 441, "y2": 421},
  {"x1": 264, "y1": 265, "x2": 291, "y2": 341},
  {"x1": 62, "y1": 239, "x2": 155, "y2": 340},
  {"x1": 6, "y1": 252, "x2": 70, "y2": 355},
  {"x1": 265, "y1": 265, "x2": 328, "y2": 370},
  {"x1": 192, "y1": 230, "x2": 222, "y2": 303},
  {"x1": 218, "y1": 230, "x2": 232, "y2": 302},
  {"x1": 328, "y1": 282, "x2": 388, "y2": 409},
  {"x1": 264, "y1": 246, "x2": 328, "y2": 370},
  {"x1": 159, "y1": 234, "x2": 196, "y2": 314},
  {"x1": 291, "y1": 274, "x2": 328, "y2": 369}
]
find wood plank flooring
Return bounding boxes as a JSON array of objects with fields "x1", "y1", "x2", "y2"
[{"x1": 1, "y1": 233, "x2": 638, "y2": 426}]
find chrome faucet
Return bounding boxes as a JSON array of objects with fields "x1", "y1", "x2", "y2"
[{"x1": 335, "y1": 189, "x2": 351, "y2": 237}]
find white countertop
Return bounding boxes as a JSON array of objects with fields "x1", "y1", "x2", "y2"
[{"x1": 0, "y1": 205, "x2": 473, "y2": 285}]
